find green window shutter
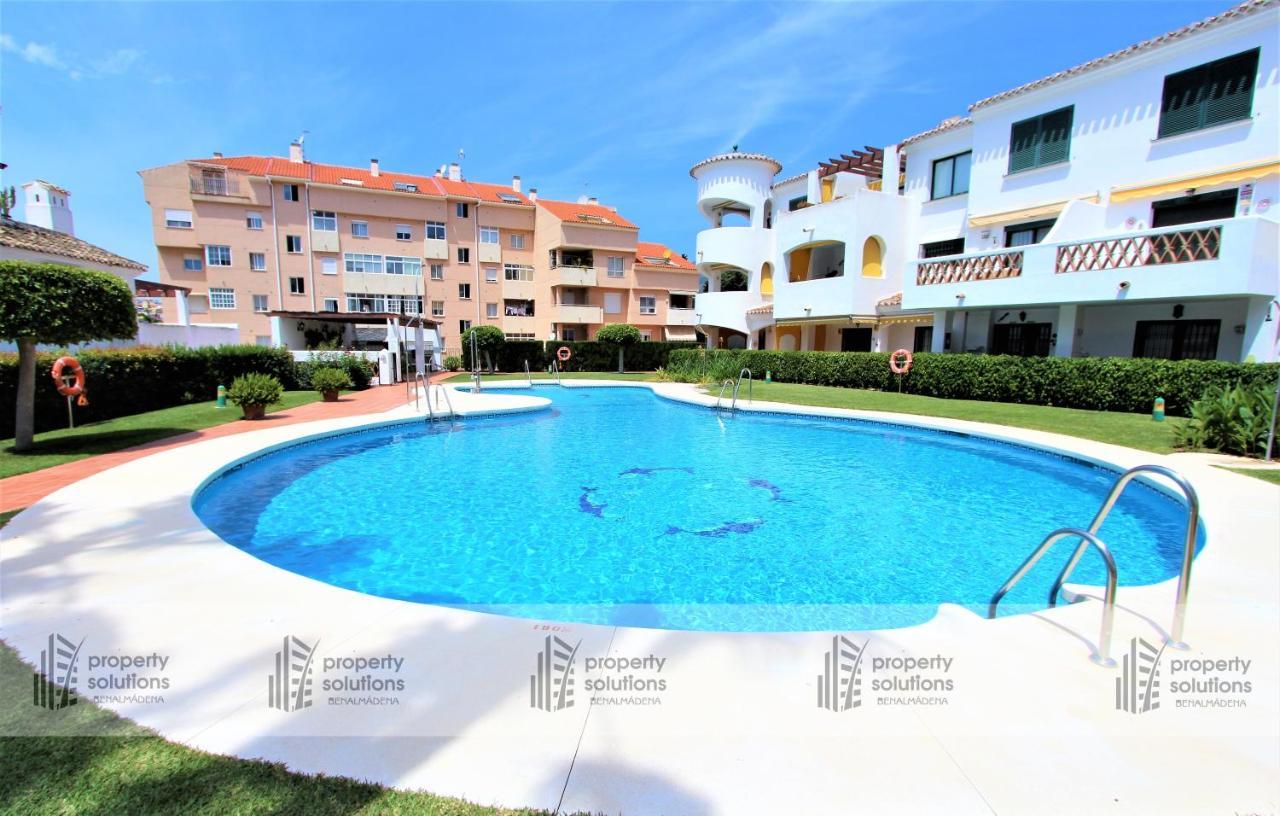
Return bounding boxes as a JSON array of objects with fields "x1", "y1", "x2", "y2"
[
  {"x1": 1036, "y1": 107, "x2": 1073, "y2": 166},
  {"x1": 1008, "y1": 118, "x2": 1040, "y2": 173},
  {"x1": 1204, "y1": 49, "x2": 1257, "y2": 127},
  {"x1": 1159, "y1": 66, "x2": 1207, "y2": 137}
]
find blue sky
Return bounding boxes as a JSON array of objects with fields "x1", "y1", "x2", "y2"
[{"x1": 2, "y1": 1, "x2": 1224, "y2": 278}]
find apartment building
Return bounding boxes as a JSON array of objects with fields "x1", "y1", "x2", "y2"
[
  {"x1": 141, "y1": 147, "x2": 697, "y2": 355},
  {"x1": 694, "y1": 0, "x2": 1279, "y2": 362}
]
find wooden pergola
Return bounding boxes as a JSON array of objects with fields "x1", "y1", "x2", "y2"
[{"x1": 817, "y1": 146, "x2": 904, "y2": 180}]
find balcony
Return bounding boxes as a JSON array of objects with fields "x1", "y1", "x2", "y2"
[
  {"x1": 903, "y1": 218, "x2": 1277, "y2": 311},
  {"x1": 555, "y1": 303, "x2": 603, "y2": 323},
  {"x1": 189, "y1": 173, "x2": 245, "y2": 198},
  {"x1": 694, "y1": 290, "x2": 768, "y2": 333},
  {"x1": 668, "y1": 308, "x2": 698, "y2": 326},
  {"x1": 696, "y1": 226, "x2": 772, "y2": 274},
  {"x1": 553, "y1": 265, "x2": 598, "y2": 287}
]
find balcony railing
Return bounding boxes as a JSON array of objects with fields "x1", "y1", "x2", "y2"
[
  {"x1": 189, "y1": 175, "x2": 241, "y2": 197},
  {"x1": 1055, "y1": 225, "x2": 1222, "y2": 274},
  {"x1": 916, "y1": 250, "x2": 1023, "y2": 286}
]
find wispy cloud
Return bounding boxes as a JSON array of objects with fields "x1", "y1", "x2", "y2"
[{"x1": 1, "y1": 34, "x2": 161, "y2": 82}]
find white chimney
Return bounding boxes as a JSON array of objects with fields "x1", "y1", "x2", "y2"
[
  {"x1": 435, "y1": 166, "x2": 443, "y2": 178},
  {"x1": 21, "y1": 181, "x2": 74, "y2": 236},
  {"x1": 289, "y1": 141, "x2": 304, "y2": 163},
  {"x1": 587, "y1": 197, "x2": 599, "y2": 206},
  {"x1": 528, "y1": 187, "x2": 538, "y2": 201},
  {"x1": 512, "y1": 175, "x2": 521, "y2": 193},
  {"x1": 370, "y1": 158, "x2": 380, "y2": 177},
  {"x1": 577, "y1": 194, "x2": 590, "y2": 204},
  {"x1": 213, "y1": 151, "x2": 223, "y2": 159},
  {"x1": 448, "y1": 162, "x2": 461, "y2": 182}
]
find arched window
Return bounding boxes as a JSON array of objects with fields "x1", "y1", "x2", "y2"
[
  {"x1": 760, "y1": 263, "x2": 773, "y2": 296},
  {"x1": 861, "y1": 236, "x2": 884, "y2": 278}
]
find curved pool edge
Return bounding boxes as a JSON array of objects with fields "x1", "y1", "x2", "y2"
[{"x1": 2, "y1": 380, "x2": 1277, "y2": 812}]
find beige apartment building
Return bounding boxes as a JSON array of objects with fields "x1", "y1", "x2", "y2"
[{"x1": 139, "y1": 143, "x2": 698, "y2": 354}]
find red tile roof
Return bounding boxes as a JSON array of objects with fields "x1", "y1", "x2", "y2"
[
  {"x1": 197, "y1": 157, "x2": 532, "y2": 204},
  {"x1": 535, "y1": 198, "x2": 638, "y2": 229},
  {"x1": 634, "y1": 240, "x2": 694, "y2": 270}
]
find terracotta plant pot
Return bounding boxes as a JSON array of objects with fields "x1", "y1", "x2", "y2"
[
  {"x1": 322, "y1": 390, "x2": 340, "y2": 402},
  {"x1": 241, "y1": 403, "x2": 266, "y2": 420}
]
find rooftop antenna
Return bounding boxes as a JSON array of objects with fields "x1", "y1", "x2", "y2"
[
  {"x1": 458, "y1": 148, "x2": 465, "y2": 161},
  {"x1": 298, "y1": 130, "x2": 308, "y2": 145}
]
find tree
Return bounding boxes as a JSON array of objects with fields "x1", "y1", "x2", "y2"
[
  {"x1": 719, "y1": 268, "x2": 748, "y2": 292},
  {"x1": 0, "y1": 261, "x2": 137, "y2": 450},
  {"x1": 460, "y1": 324, "x2": 505, "y2": 372},
  {"x1": 596, "y1": 323, "x2": 642, "y2": 373}
]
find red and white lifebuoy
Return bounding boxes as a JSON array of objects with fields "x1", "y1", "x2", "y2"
[
  {"x1": 556, "y1": 346, "x2": 572, "y2": 362},
  {"x1": 889, "y1": 348, "x2": 914, "y2": 375},
  {"x1": 51, "y1": 356, "x2": 86, "y2": 397}
]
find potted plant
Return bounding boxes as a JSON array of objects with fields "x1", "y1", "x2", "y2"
[
  {"x1": 311, "y1": 366, "x2": 351, "y2": 402},
  {"x1": 227, "y1": 372, "x2": 284, "y2": 420},
  {"x1": 444, "y1": 355, "x2": 462, "y2": 372}
]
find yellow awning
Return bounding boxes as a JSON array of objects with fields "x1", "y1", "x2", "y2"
[
  {"x1": 775, "y1": 315, "x2": 879, "y2": 327},
  {"x1": 1109, "y1": 158, "x2": 1280, "y2": 203},
  {"x1": 968, "y1": 195, "x2": 1100, "y2": 228},
  {"x1": 665, "y1": 327, "x2": 697, "y2": 341}
]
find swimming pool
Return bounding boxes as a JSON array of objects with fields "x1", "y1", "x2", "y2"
[{"x1": 194, "y1": 385, "x2": 1201, "y2": 632}]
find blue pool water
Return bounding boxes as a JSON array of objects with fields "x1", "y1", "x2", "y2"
[{"x1": 194, "y1": 386, "x2": 1202, "y2": 632}]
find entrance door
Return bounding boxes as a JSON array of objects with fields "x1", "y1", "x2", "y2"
[
  {"x1": 991, "y1": 322, "x2": 1052, "y2": 357},
  {"x1": 913, "y1": 325, "x2": 933, "y2": 352},
  {"x1": 1151, "y1": 189, "x2": 1237, "y2": 228},
  {"x1": 1132, "y1": 319, "x2": 1220, "y2": 360},
  {"x1": 840, "y1": 327, "x2": 872, "y2": 352}
]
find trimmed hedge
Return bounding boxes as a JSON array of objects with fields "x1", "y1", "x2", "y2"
[
  {"x1": 666, "y1": 348, "x2": 1280, "y2": 417},
  {"x1": 463, "y1": 341, "x2": 699, "y2": 373},
  {"x1": 0, "y1": 345, "x2": 299, "y2": 436}
]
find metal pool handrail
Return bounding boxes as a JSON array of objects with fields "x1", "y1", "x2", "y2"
[
  {"x1": 731, "y1": 368, "x2": 752, "y2": 409},
  {"x1": 1048, "y1": 464, "x2": 1199, "y2": 648},
  {"x1": 412, "y1": 372, "x2": 430, "y2": 419},
  {"x1": 989, "y1": 527, "x2": 1118, "y2": 667},
  {"x1": 715, "y1": 379, "x2": 735, "y2": 411},
  {"x1": 524, "y1": 359, "x2": 533, "y2": 387},
  {"x1": 432, "y1": 383, "x2": 456, "y2": 419}
]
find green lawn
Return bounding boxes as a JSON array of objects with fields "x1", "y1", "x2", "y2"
[{"x1": 0, "y1": 392, "x2": 321, "y2": 479}]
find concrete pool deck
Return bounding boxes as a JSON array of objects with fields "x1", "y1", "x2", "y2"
[{"x1": 2, "y1": 380, "x2": 1276, "y2": 814}]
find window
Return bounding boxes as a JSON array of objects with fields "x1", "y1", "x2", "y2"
[
  {"x1": 384, "y1": 256, "x2": 422, "y2": 276},
  {"x1": 788, "y1": 196, "x2": 807, "y2": 211},
  {"x1": 426, "y1": 221, "x2": 446, "y2": 240},
  {"x1": 246, "y1": 211, "x2": 263, "y2": 230},
  {"x1": 209, "y1": 287, "x2": 236, "y2": 309},
  {"x1": 1159, "y1": 49, "x2": 1258, "y2": 138},
  {"x1": 563, "y1": 328, "x2": 576, "y2": 341},
  {"x1": 323, "y1": 297, "x2": 339, "y2": 312},
  {"x1": 347, "y1": 293, "x2": 385, "y2": 313},
  {"x1": 164, "y1": 209, "x2": 192, "y2": 228},
  {"x1": 1133, "y1": 320, "x2": 1220, "y2": 360},
  {"x1": 991, "y1": 322, "x2": 1052, "y2": 357},
  {"x1": 1151, "y1": 189, "x2": 1238, "y2": 228},
  {"x1": 458, "y1": 283, "x2": 471, "y2": 299},
  {"x1": 639, "y1": 296, "x2": 656, "y2": 315},
  {"x1": 343, "y1": 252, "x2": 383, "y2": 274},
  {"x1": 288, "y1": 277, "x2": 305, "y2": 295},
  {"x1": 321, "y1": 257, "x2": 338, "y2": 275},
  {"x1": 431, "y1": 300, "x2": 444, "y2": 317},
  {"x1": 249, "y1": 252, "x2": 266, "y2": 271},
  {"x1": 429, "y1": 263, "x2": 444, "y2": 280},
  {"x1": 1004, "y1": 219, "x2": 1055, "y2": 247},
  {"x1": 205, "y1": 245, "x2": 231, "y2": 266},
  {"x1": 286, "y1": 235, "x2": 303, "y2": 253},
  {"x1": 183, "y1": 255, "x2": 203, "y2": 272},
  {"x1": 200, "y1": 169, "x2": 227, "y2": 195},
  {"x1": 479, "y1": 226, "x2": 499, "y2": 244},
  {"x1": 395, "y1": 224, "x2": 412, "y2": 241},
  {"x1": 1008, "y1": 107, "x2": 1073, "y2": 173},
  {"x1": 930, "y1": 151, "x2": 971, "y2": 199},
  {"x1": 607, "y1": 257, "x2": 624, "y2": 277},
  {"x1": 504, "y1": 263, "x2": 534, "y2": 281},
  {"x1": 385, "y1": 295, "x2": 423, "y2": 314},
  {"x1": 920, "y1": 238, "x2": 965, "y2": 258},
  {"x1": 486, "y1": 302, "x2": 498, "y2": 318},
  {"x1": 498, "y1": 193, "x2": 522, "y2": 203},
  {"x1": 505, "y1": 332, "x2": 536, "y2": 340},
  {"x1": 604, "y1": 293, "x2": 622, "y2": 314},
  {"x1": 484, "y1": 266, "x2": 498, "y2": 283},
  {"x1": 252, "y1": 294, "x2": 269, "y2": 313},
  {"x1": 455, "y1": 202, "x2": 469, "y2": 218},
  {"x1": 312, "y1": 210, "x2": 336, "y2": 231},
  {"x1": 510, "y1": 233, "x2": 525, "y2": 249},
  {"x1": 350, "y1": 220, "x2": 369, "y2": 237},
  {"x1": 393, "y1": 181, "x2": 418, "y2": 193},
  {"x1": 457, "y1": 247, "x2": 470, "y2": 263},
  {"x1": 459, "y1": 319, "x2": 472, "y2": 333},
  {"x1": 640, "y1": 331, "x2": 652, "y2": 341},
  {"x1": 913, "y1": 325, "x2": 934, "y2": 353},
  {"x1": 504, "y1": 299, "x2": 534, "y2": 316},
  {"x1": 282, "y1": 184, "x2": 300, "y2": 201}
]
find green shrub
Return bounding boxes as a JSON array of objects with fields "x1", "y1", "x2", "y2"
[
  {"x1": 310, "y1": 367, "x2": 352, "y2": 393},
  {"x1": 459, "y1": 325, "x2": 505, "y2": 371},
  {"x1": 295, "y1": 352, "x2": 371, "y2": 390},
  {"x1": 444, "y1": 355, "x2": 462, "y2": 372},
  {"x1": 0, "y1": 345, "x2": 299, "y2": 436},
  {"x1": 1175, "y1": 380, "x2": 1275, "y2": 456},
  {"x1": 226, "y1": 372, "x2": 283, "y2": 407},
  {"x1": 595, "y1": 323, "x2": 642, "y2": 344},
  {"x1": 666, "y1": 349, "x2": 1279, "y2": 417}
]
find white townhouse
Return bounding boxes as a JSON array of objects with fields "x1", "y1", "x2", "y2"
[{"x1": 693, "y1": 0, "x2": 1279, "y2": 363}]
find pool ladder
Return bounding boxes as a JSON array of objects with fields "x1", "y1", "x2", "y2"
[
  {"x1": 524, "y1": 359, "x2": 533, "y2": 388},
  {"x1": 715, "y1": 368, "x2": 753, "y2": 412},
  {"x1": 988, "y1": 465, "x2": 1199, "y2": 666},
  {"x1": 415, "y1": 381, "x2": 457, "y2": 425}
]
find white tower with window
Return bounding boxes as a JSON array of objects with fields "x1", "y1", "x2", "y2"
[{"x1": 21, "y1": 180, "x2": 75, "y2": 236}]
